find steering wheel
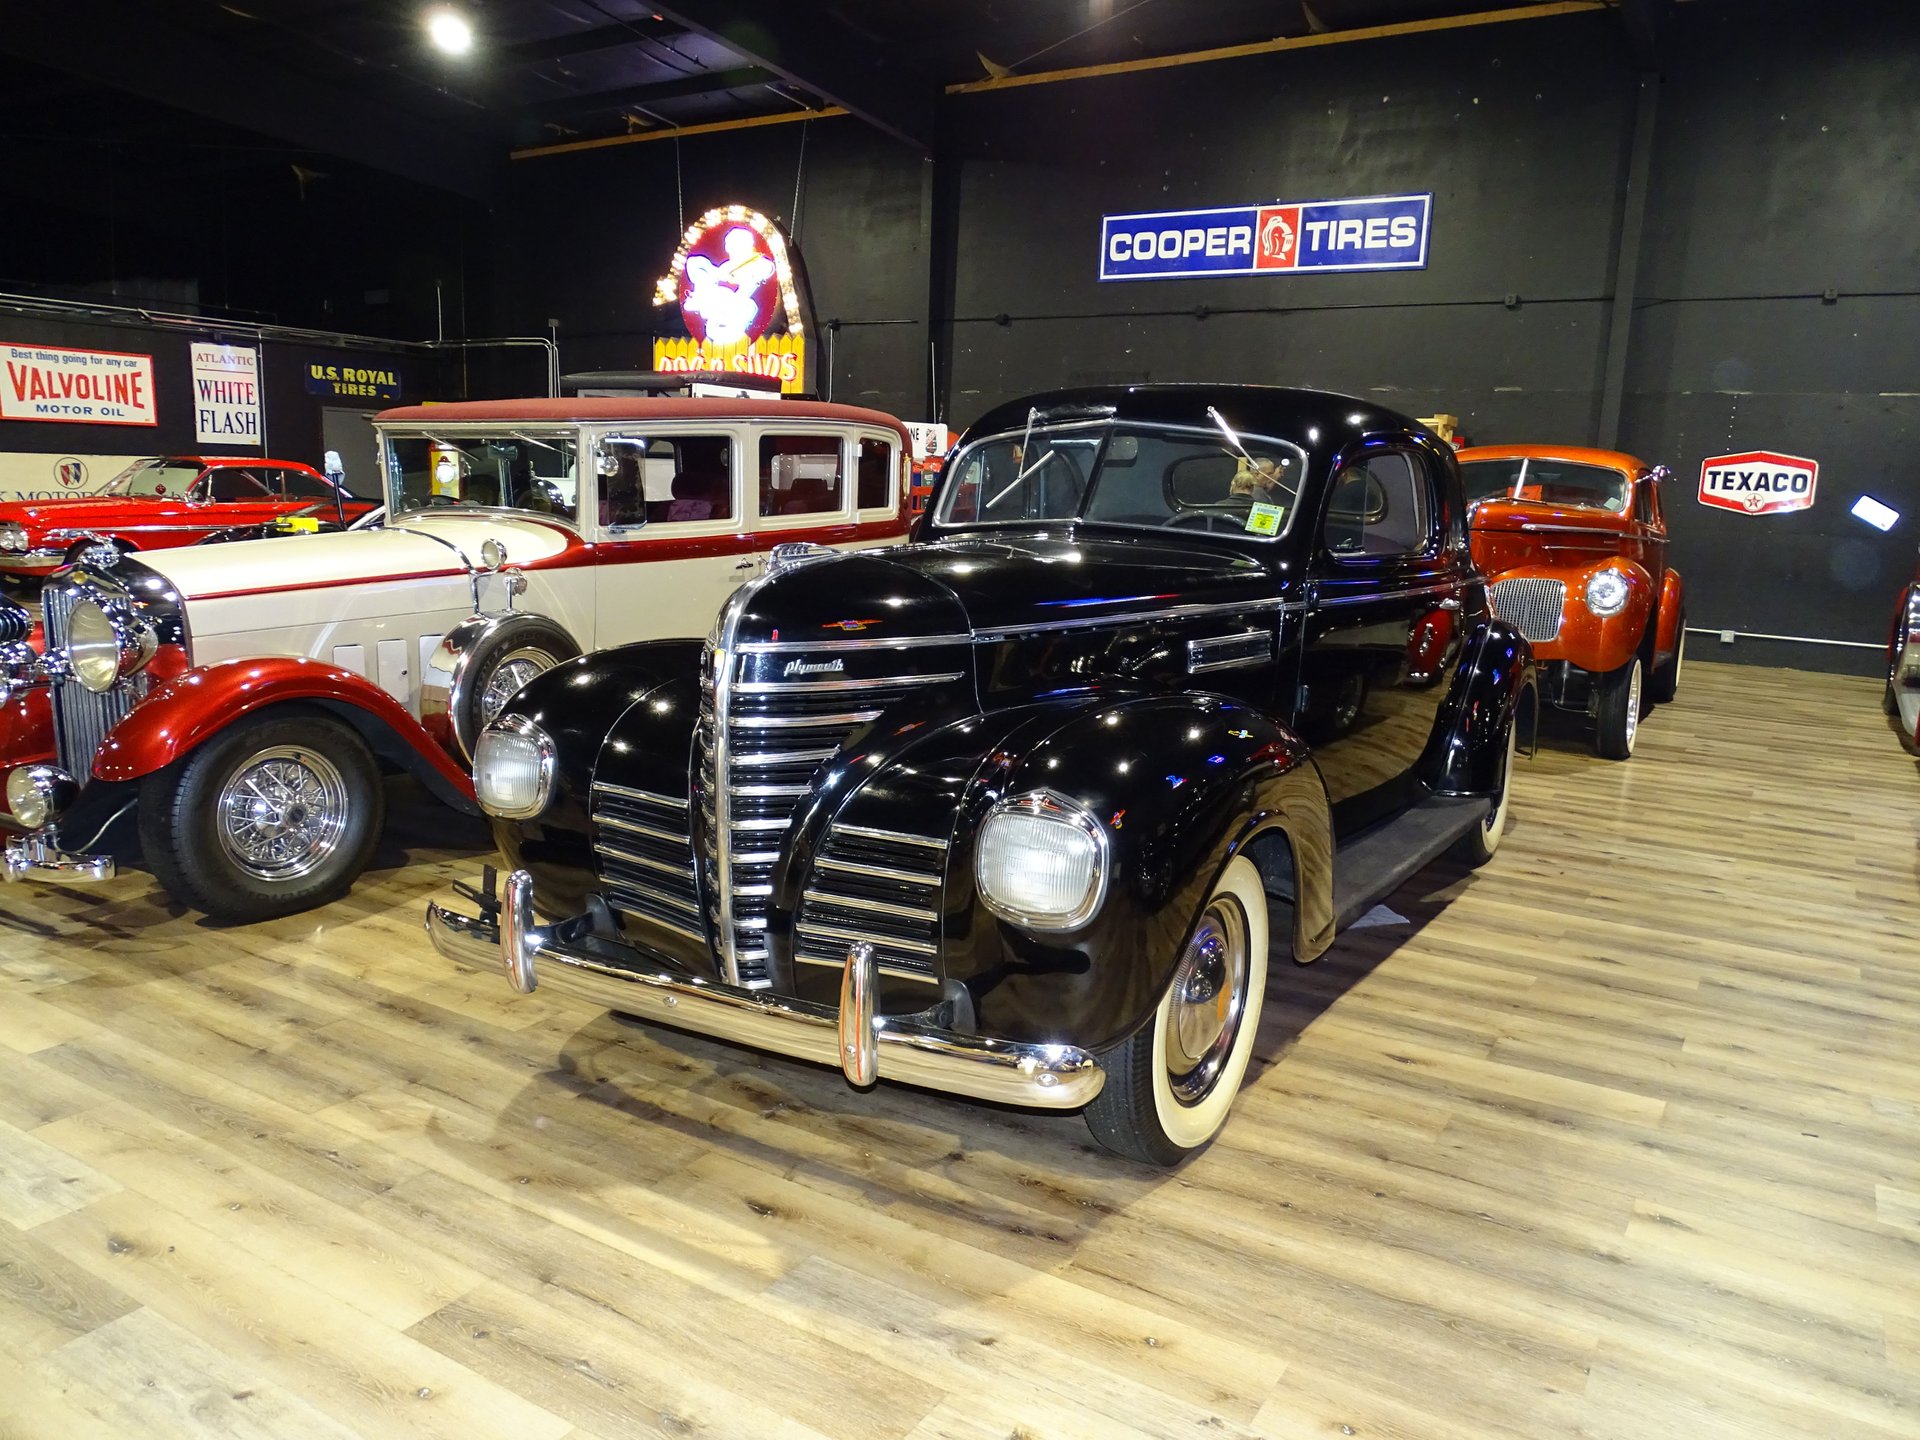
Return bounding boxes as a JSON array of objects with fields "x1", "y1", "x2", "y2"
[
  {"x1": 424, "y1": 494, "x2": 465, "y2": 508},
  {"x1": 1162, "y1": 509, "x2": 1246, "y2": 534}
]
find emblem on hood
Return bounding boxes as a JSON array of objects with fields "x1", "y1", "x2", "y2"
[
  {"x1": 823, "y1": 618, "x2": 880, "y2": 632},
  {"x1": 783, "y1": 657, "x2": 846, "y2": 677}
]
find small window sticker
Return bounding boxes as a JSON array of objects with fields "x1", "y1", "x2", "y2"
[{"x1": 1245, "y1": 502, "x2": 1284, "y2": 536}]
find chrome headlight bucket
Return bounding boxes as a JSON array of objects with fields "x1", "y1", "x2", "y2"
[
  {"x1": 66, "y1": 594, "x2": 157, "y2": 694},
  {"x1": 1584, "y1": 567, "x2": 1631, "y2": 617},
  {"x1": 6, "y1": 764, "x2": 76, "y2": 829},
  {"x1": 974, "y1": 789, "x2": 1109, "y2": 932},
  {"x1": 473, "y1": 714, "x2": 557, "y2": 819},
  {"x1": 0, "y1": 522, "x2": 26, "y2": 553}
]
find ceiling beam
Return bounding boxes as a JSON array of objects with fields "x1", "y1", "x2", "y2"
[
  {"x1": 643, "y1": 1, "x2": 934, "y2": 151},
  {"x1": 0, "y1": 2, "x2": 499, "y2": 201},
  {"x1": 504, "y1": 19, "x2": 688, "y2": 65},
  {"x1": 521, "y1": 64, "x2": 777, "y2": 123}
]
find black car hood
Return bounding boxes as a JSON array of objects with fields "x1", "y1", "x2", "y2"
[{"x1": 747, "y1": 529, "x2": 1284, "y2": 644}]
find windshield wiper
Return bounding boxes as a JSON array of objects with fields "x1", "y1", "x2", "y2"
[{"x1": 987, "y1": 448, "x2": 1058, "y2": 510}]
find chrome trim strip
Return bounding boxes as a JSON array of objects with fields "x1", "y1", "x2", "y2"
[
  {"x1": 734, "y1": 671, "x2": 964, "y2": 695},
  {"x1": 815, "y1": 856, "x2": 941, "y2": 885},
  {"x1": 734, "y1": 710, "x2": 882, "y2": 729},
  {"x1": 974, "y1": 595, "x2": 1297, "y2": 641},
  {"x1": 591, "y1": 780, "x2": 689, "y2": 810},
  {"x1": 591, "y1": 813, "x2": 686, "y2": 844},
  {"x1": 735, "y1": 632, "x2": 973, "y2": 655},
  {"x1": 592, "y1": 842, "x2": 691, "y2": 878},
  {"x1": 794, "y1": 951, "x2": 941, "y2": 985},
  {"x1": 733, "y1": 747, "x2": 837, "y2": 767},
  {"x1": 835, "y1": 823, "x2": 949, "y2": 851},
  {"x1": 797, "y1": 920, "x2": 937, "y2": 957},
  {"x1": 803, "y1": 888, "x2": 939, "y2": 923},
  {"x1": 732, "y1": 817, "x2": 790, "y2": 832},
  {"x1": 729, "y1": 783, "x2": 809, "y2": 798},
  {"x1": 1187, "y1": 628, "x2": 1275, "y2": 674},
  {"x1": 429, "y1": 889, "x2": 1098, "y2": 1104},
  {"x1": 1314, "y1": 579, "x2": 1467, "y2": 606},
  {"x1": 1517, "y1": 522, "x2": 1624, "y2": 537}
]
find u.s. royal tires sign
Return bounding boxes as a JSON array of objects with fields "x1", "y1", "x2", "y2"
[{"x1": 1698, "y1": 450, "x2": 1818, "y2": 516}]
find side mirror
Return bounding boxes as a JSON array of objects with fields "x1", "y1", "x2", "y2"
[{"x1": 1649, "y1": 465, "x2": 1675, "y2": 485}]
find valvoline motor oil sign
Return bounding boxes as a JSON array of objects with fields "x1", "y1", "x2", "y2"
[
  {"x1": 1698, "y1": 451, "x2": 1819, "y2": 516},
  {"x1": 1100, "y1": 194, "x2": 1431, "y2": 281}
]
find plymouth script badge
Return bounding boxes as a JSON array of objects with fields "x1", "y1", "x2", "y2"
[{"x1": 1698, "y1": 450, "x2": 1819, "y2": 516}]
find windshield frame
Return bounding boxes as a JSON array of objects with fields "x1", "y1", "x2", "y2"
[
  {"x1": 932, "y1": 418, "x2": 1311, "y2": 543},
  {"x1": 377, "y1": 423, "x2": 585, "y2": 528},
  {"x1": 1459, "y1": 454, "x2": 1633, "y2": 514}
]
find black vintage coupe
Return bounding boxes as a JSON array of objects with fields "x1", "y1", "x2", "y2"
[{"x1": 429, "y1": 386, "x2": 1534, "y2": 1164}]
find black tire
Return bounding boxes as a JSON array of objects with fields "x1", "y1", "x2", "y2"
[
  {"x1": 1085, "y1": 855, "x2": 1270, "y2": 1166},
  {"x1": 1594, "y1": 655, "x2": 1644, "y2": 761},
  {"x1": 1450, "y1": 706, "x2": 1518, "y2": 867},
  {"x1": 1648, "y1": 614, "x2": 1684, "y2": 704},
  {"x1": 138, "y1": 708, "x2": 384, "y2": 922},
  {"x1": 455, "y1": 618, "x2": 578, "y2": 755}
]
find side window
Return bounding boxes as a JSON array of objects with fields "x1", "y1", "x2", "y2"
[
  {"x1": 277, "y1": 469, "x2": 335, "y2": 501},
  {"x1": 761, "y1": 435, "x2": 845, "y2": 519},
  {"x1": 1634, "y1": 479, "x2": 1655, "y2": 526},
  {"x1": 1324, "y1": 451, "x2": 1435, "y2": 560},
  {"x1": 206, "y1": 468, "x2": 270, "y2": 502},
  {"x1": 856, "y1": 437, "x2": 895, "y2": 511},
  {"x1": 598, "y1": 434, "x2": 734, "y2": 529}
]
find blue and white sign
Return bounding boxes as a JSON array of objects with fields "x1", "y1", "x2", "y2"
[{"x1": 1099, "y1": 193, "x2": 1432, "y2": 282}]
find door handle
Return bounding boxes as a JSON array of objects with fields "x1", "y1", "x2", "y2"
[
  {"x1": 733, "y1": 558, "x2": 756, "y2": 571},
  {"x1": 1438, "y1": 597, "x2": 1462, "y2": 611}
]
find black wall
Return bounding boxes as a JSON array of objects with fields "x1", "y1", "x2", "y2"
[
  {"x1": 927, "y1": 0, "x2": 1919, "y2": 671},
  {"x1": 493, "y1": 121, "x2": 933, "y2": 421}
]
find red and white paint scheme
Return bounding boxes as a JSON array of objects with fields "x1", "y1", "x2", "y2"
[
  {"x1": 0, "y1": 394, "x2": 913, "y2": 922},
  {"x1": 1698, "y1": 450, "x2": 1819, "y2": 516}
]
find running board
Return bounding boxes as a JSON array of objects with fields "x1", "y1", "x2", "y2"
[{"x1": 1331, "y1": 794, "x2": 1490, "y2": 933}]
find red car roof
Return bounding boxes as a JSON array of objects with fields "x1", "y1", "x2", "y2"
[
  {"x1": 1455, "y1": 444, "x2": 1650, "y2": 475},
  {"x1": 163, "y1": 455, "x2": 328, "y2": 474}
]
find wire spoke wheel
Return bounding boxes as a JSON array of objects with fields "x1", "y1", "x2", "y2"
[
  {"x1": 216, "y1": 744, "x2": 351, "y2": 882},
  {"x1": 479, "y1": 646, "x2": 557, "y2": 725}
]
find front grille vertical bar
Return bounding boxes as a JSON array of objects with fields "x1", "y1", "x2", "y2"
[{"x1": 42, "y1": 579, "x2": 141, "y2": 779}]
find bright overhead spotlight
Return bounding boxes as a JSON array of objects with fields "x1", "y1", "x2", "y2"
[
  {"x1": 426, "y1": 7, "x2": 473, "y2": 55},
  {"x1": 1851, "y1": 495, "x2": 1900, "y2": 532}
]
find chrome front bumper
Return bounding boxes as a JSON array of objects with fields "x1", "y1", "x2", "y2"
[
  {"x1": 2, "y1": 828, "x2": 114, "y2": 884},
  {"x1": 426, "y1": 869, "x2": 1104, "y2": 1110}
]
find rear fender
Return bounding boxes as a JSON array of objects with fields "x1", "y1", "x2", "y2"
[
  {"x1": 1419, "y1": 618, "x2": 1536, "y2": 796},
  {"x1": 90, "y1": 658, "x2": 478, "y2": 811}
]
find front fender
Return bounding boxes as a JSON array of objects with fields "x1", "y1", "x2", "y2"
[
  {"x1": 807, "y1": 691, "x2": 1333, "y2": 1053},
  {"x1": 91, "y1": 657, "x2": 476, "y2": 809},
  {"x1": 1655, "y1": 567, "x2": 1685, "y2": 661},
  {"x1": 1419, "y1": 617, "x2": 1535, "y2": 796},
  {"x1": 1542, "y1": 558, "x2": 1655, "y2": 673}
]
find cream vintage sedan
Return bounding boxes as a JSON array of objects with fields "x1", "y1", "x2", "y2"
[{"x1": 0, "y1": 395, "x2": 912, "y2": 921}]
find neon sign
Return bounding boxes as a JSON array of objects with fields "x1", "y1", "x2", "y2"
[{"x1": 652, "y1": 206, "x2": 808, "y2": 393}]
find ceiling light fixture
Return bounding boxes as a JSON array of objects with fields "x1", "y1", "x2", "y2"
[
  {"x1": 1851, "y1": 494, "x2": 1900, "y2": 532},
  {"x1": 426, "y1": 7, "x2": 474, "y2": 56}
]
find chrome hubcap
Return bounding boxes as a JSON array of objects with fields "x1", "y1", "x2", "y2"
[
  {"x1": 479, "y1": 647, "x2": 556, "y2": 725},
  {"x1": 216, "y1": 745, "x2": 349, "y2": 881},
  {"x1": 1166, "y1": 897, "x2": 1250, "y2": 1106}
]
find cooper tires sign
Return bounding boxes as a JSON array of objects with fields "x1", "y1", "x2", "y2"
[{"x1": 1698, "y1": 450, "x2": 1818, "y2": 515}]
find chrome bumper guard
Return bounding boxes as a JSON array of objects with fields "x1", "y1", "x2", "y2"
[
  {"x1": 2, "y1": 829, "x2": 114, "y2": 884},
  {"x1": 426, "y1": 868, "x2": 1104, "y2": 1111}
]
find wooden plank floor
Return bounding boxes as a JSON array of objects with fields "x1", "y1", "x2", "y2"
[{"x1": 2, "y1": 659, "x2": 1917, "y2": 1439}]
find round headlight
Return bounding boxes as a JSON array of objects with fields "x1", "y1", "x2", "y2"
[
  {"x1": 66, "y1": 599, "x2": 125, "y2": 693},
  {"x1": 1585, "y1": 568, "x2": 1631, "y2": 617},
  {"x1": 6, "y1": 764, "x2": 75, "y2": 830},
  {"x1": 974, "y1": 790, "x2": 1108, "y2": 931},
  {"x1": 473, "y1": 714, "x2": 555, "y2": 819}
]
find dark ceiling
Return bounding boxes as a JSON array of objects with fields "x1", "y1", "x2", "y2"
[{"x1": 0, "y1": 0, "x2": 1667, "y2": 202}]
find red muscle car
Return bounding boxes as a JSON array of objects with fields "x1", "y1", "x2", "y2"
[
  {"x1": 0, "y1": 456, "x2": 372, "y2": 578},
  {"x1": 1459, "y1": 444, "x2": 1685, "y2": 759}
]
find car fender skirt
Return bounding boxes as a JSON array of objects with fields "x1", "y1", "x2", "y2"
[{"x1": 90, "y1": 657, "x2": 475, "y2": 807}]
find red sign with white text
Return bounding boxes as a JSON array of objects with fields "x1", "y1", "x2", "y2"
[
  {"x1": 2, "y1": 343, "x2": 158, "y2": 426},
  {"x1": 1698, "y1": 450, "x2": 1818, "y2": 516}
]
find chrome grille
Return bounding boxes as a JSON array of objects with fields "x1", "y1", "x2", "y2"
[
  {"x1": 699, "y1": 647, "x2": 962, "y2": 990},
  {"x1": 42, "y1": 582, "x2": 144, "y2": 775},
  {"x1": 796, "y1": 823, "x2": 947, "y2": 983},
  {"x1": 1489, "y1": 577, "x2": 1567, "y2": 643},
  {"x1": 590, "y1": 781, "x2": 700, "y2": 944}
]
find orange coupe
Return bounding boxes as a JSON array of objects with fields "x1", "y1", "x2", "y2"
[{"x1": 1458, "y1": 444, "x2": 1685, "y2": 759}]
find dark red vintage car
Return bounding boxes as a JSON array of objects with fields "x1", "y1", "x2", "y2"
[
  {"x1": 1888, "y1": 550, "x2": 1920, "y2": 750},
  {"x1": 0, "y1": 456, "x2": 372, "y2": 579}
]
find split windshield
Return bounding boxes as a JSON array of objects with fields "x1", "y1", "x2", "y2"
[
  {"x1": 382, "y1": 431, "x2": 580, "y2": 524},
  {"x1": 935, "y1": 418, "x2": 1307, "y2": 540},
  {"x1": 1460, "y1": 457, "x2": 1629, "y2": 513},
  {"x1": 105, "y1": 458, "x2": 204, "y2": 498}
]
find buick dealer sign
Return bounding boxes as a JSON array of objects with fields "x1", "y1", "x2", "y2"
[
  {"x1": 1698, "y1": 450, "x2": 1819, "y2": 515},
  {"x1": 1100, "y1": 193, "x2": 1431, "y2": 281}
]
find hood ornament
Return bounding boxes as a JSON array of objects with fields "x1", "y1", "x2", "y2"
[{"x1": 767, "y1": 541, "x2": 834, "y2": 575}]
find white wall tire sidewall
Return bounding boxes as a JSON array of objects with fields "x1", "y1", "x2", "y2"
[
  {"x1": 1148, "y1": 855, "x2": 1270, "y2": 1152},
  {"x1": 1483, "y1": 715, "x2": 1517, "y2": 854}
]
